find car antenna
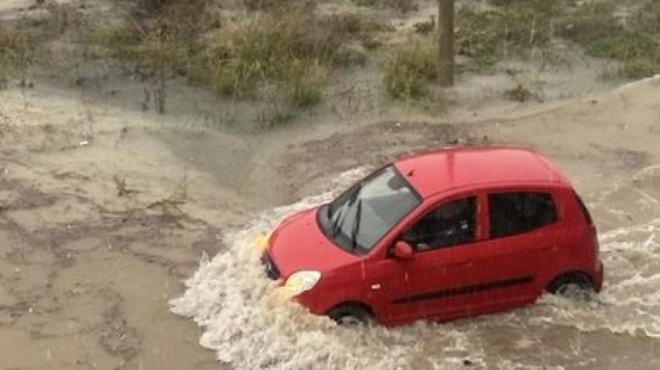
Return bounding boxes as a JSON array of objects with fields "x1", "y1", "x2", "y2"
[{"x1": 407, "y1": 169, "x2": 414, "y2": 177}]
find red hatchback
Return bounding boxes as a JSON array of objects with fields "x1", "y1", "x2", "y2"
[{"x1": 258, "y1": 148, "x2": 604, "y2": 326}]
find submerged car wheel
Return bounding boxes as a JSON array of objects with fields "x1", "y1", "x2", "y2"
[
  {"x1": 547, "y1": 273, "x2": 593, "y2": 300},
  {"x1": 328, "y1": 304, "x2": 372, "y2": 326}
]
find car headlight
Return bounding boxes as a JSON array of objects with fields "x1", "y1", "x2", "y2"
[
  {"x1": 254, "y1": 217, "x2": 288, "y2": 253},
  {"x1": 254, "y1": 233, "x2": 270, "y2": 253},
  {"x1": 282, "y1": 270, "x2": 321, "y2": 296}
]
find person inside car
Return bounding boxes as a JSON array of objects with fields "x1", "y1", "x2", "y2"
[{"x1": 404, "y1": 198, "x2": 475, "y2": 251}]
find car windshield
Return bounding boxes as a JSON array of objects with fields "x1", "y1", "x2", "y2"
[{"x1": 319, "y1": 166, "x2": 420, "y2": 255}]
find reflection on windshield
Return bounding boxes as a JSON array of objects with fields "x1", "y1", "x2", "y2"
[{"x1": 320, "y1": 166, "x2": 420, "y2": 254}]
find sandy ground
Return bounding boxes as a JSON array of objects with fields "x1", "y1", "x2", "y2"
[{"x1": 2, "y1": 1, "x2": 660, "y2": 369}]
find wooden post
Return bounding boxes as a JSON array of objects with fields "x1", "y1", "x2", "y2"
[{"x1": 437, "y1": 0, "x2": 455, "y2": 86}]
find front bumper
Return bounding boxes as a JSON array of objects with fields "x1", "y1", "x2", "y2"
[
  {"x1": 260, "y1": 251, "x2": 281, "y2": 281},
  {"x1": 254, "y1": 233, "x2": 325, "y2": 314}
]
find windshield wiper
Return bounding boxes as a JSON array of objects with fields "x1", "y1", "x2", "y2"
[
  {"x1": 330, "y1": 185, "x2": 361, "y2": 238},
  {"x1": 350, "y1": 199, "x2": 363, "y2": 252},
  {"x1": 331, "y1": 205, "x2": 347, "y2": 237}
]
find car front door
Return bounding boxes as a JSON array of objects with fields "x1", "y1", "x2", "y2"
[
  {"x1": 394, "y1": 194, "x2": 493, "y2": 321},
  {"x1": 363, "y1": 257, "x2": 420, "y2": 324}
]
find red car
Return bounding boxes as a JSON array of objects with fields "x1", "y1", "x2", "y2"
[{"x1": 257, "y1": 147, "x2": 604, "y2": 326}]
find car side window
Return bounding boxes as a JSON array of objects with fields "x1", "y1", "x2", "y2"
[
  {"x1": 489, "y1": 192, "x2": 558, "y2": 239},
  {"x1": 402, "y1": 197, "x2": 477, "y2": 252}
]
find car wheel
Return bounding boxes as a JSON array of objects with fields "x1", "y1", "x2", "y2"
[
  {"x1": 327, "y1": 304, "x2": 372, "y2": 326},
  {"x1": 547, "y1": 273, "x2": 593, "y2": 300}
]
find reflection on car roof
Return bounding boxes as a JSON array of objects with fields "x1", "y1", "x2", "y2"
[{"x1": 394, "y1": 147, "x2": 570, "y2": 198}]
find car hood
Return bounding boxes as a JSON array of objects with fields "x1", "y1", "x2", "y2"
[{"x1": 267, "y1": 207, "x2": 358, "y2": 278}]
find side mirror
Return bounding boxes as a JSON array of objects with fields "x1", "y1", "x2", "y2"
[{"x1": 393, "y1": 241, "x2": 415, "y2": 260}]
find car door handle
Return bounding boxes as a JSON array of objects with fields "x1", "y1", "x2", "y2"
[{"x1": 542, "y1": 245, "x2": 558, "y2": 252}]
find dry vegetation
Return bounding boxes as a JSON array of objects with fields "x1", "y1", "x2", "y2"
[
  {"x1": 6, "y1": 0, "x2": 660, "y2": 118},
  {"x1": 92, "y1": 0, "x2": 388, "y2": 116},
  {"x1": 387, "y1": 0, "x2": 660, "y2": 101},
  {"x1": 200, "y1": 9, "x2": 385, "y2": 107},
  {"x1": 352, "y1": 0, "x2": 418, "y2": 13},
  {"x1": 559, "y1": 0, "x2": 660, "y2": 79},
  {"x1": 91, "y1": 0, "x2": 212, "y2": 112},
  {"x1": 383, "y1": 37, "x2": 437, "y2": 100},
  {"x1": 0, "y1": 26, "x2": 30, "y2": 88}
]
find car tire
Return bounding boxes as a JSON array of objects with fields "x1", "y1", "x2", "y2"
[
  {"x1": 327, "y1": 304, "x2": 372, "y2": 326},
  {"x1": 547, "y1": 273, "x2": 593, "y2": 300}
]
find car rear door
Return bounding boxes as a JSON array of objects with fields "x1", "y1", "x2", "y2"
[{"x1": 480, "y1": 189, "x2": 563, "y2": 308}]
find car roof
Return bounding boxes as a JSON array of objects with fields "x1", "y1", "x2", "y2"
[{"x1": 394, "y1": 147, "x2": 571, "y2": 199}]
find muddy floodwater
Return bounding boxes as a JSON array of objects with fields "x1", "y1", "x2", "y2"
[{"x1": 171, "y1": 165, "x2": 660, "y2": 370}]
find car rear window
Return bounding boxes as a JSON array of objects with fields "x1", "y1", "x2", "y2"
[
  {"x1": 489, "y1": 192, "x2": 558, "y2": 239},
  {"x1": 572, "y1": 191, "x2": 593, "y2": 225}
]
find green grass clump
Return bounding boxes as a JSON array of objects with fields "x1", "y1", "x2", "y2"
[
  {"x1": 457, "y1": 0, "x2": 660, "y2": 79},
  {"x1": 631, "y1": 0, "x2": 660, "y2": 33},
  {"x1": 559, "y1": 0, "x2": 660, "y2": 79},
  {"x1": 205, "y1": 19, "x2": 330, "y2": 108},
  {"x1": 585, "y1": 33, "x2": 658, "y2": 61},
  {"x1": 90, "y1": 24, "x2": 146, "y2": 62},
  {"x1": 455, "y1": 7, "x2": 500, "y2": 68},
  {"x1": 505, "y1": 83, "x2": 533, "y2": 102},
  {"x1": 619, "y1": 59, "x2": 659, "y2": 79},
  {"x1": 205, "y1": 8, "x2": 383, "y2": 107},
  {"x1": 383, "y1": 38, "x2": 437, "y2": 100},
  {"x1": 455, "y1": 1, "x2": 565, "y2": 70},
  {"x1": 504, "y1": 78, "x2": 544, "y2": 102},
  {"x1": 243, "y1": 0, "x2": 299, "y2": 11},
  {"x1": 89, "y1": 0, "x2": 211, "y2": 112},
  {"x1": 0, "y1": 27, "x2": 30, "y2": 87},
  {"x1": 557, "y1": 0, "x2": 620, "y2": 44},
  {"x1": 285, "y1": 61, "x2": 327, "y2": 108},
  {"x1": 352, "y1": 0, "x2": 417, "y2": 13}
]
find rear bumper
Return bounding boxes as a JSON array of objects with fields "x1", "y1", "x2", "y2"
[{"x1": 593, "y1": 261, "x2": 604, "y2": 292}]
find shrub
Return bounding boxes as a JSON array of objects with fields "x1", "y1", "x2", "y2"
[
  {"x1": 0, "y1": 27, "x2": 30, "y2": 87},
  {"x1": 243, "y1": 0, "x2": 300, "y2": 12},
  {"x1": 504, "y1": 75, "x2": 544, "y2": 102},
  {"x1": 92, "y1": 1, "x2": 389, "y2": 113},
  {"x1": 619, "y1": 59, "x2": 660, "y2": 79},
  {"x1": 352, "y1": 0, "x2": 417, "y2": 13},
  {"x1": 91, "y1": 0, "x2": 212, "y2": 112},
  {"x1": 557, "y1": 0, "x2": 621, "y2": 43},
  {"x1": 206, "y1": 7, "x2": 383, "y2": 106},
  {"x1": 631, "y1": 0, "x2": 660, "y2": 33},
  {"x1": 585, "y1": 33, "x2": 659, "y2": 61},
  {"x1": 455, "y1": 7, "x2": 500, "y2": 67},
  {"x1": 286, "y1": 61, "x2": 328, "y2": 108},
  {"x1": 555, "y1": 0, "x2": 660, "y2": 79},
  {"x1": 413, "y1": 20, "x2": 434, "y2": 35},
  {"x1": 455, "y1": 1, "x2": 564, "y2": 69},
  {"x1": 383, "y1": 38, "x2": 437, "y2": 99}
]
